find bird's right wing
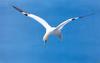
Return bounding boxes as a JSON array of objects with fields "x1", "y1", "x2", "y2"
[
  {"x1": 56, "y1": 13, "x2": 94, "y2": 30},
  {"x1": 12, "y1": 6, "x2": 51, "y2": 29}
]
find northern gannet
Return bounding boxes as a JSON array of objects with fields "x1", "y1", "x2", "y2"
[{"x1": 12, "y1": 5, "x2": 93, "y2": 43}]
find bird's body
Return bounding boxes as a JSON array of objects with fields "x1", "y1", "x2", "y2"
[
  {"x1": 43, "y1": 27, "x2": 62, "y2": 42},
  {"x1": 12, "y1": 5, "x2": 93, "y2": 43}
]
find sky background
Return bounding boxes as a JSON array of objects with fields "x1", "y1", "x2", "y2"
[{"x1": 0, "y1": 0, "x2": 100, "y2": 63}]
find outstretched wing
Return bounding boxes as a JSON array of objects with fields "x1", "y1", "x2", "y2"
[
  {"x1": 56, "y1": 13, "x2": 94, "y2": 30},
  {"x1": 12, "y1": 5, "x2": 51, "y2": 29}
]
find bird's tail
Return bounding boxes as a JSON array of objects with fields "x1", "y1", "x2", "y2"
[{"x1": 55, "y1": 30, "x2": 63, "y2": 41}]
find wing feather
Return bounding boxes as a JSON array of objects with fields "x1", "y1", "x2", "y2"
[
  {"x1": 12, "y1": 6, "x2": 51, "y2": 29},
  {"x1": 56, "y1": 13, "x2": 94, "y2": 30}
]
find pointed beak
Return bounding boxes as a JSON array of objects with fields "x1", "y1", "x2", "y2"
[{"x1": 43, "y1": 40, "x2": 47, "y2": 47}]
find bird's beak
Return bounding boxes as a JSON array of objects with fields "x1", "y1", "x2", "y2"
[
  {"x1": 44, "y1": 40, "x2": 47, "y2": 43},
  {"x1": 43, "y1": 39, "x2": 48, "y2": 48}
]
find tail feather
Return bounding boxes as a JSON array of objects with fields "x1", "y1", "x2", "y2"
[{"x1": 55, "y1": 31, "x2": 62, "y2": 40}]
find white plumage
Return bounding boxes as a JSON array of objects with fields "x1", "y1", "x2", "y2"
[{"x1": 12, "y1": 5, "x2": 93, "y2": 43}]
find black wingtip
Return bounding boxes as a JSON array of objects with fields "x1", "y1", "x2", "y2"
[
  {"x1": 12, "y1": 5, "x2": 29, "y2": 16},
  {"x1": 12, "y1": 5, "x2": 24, "y2": 12},
  {"x1": 79, "y1": 13, "x2": 95, "y2": 18}
]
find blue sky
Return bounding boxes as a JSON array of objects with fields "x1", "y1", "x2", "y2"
[{"x1": 0, "y1": 0, "x2": 100, "y2": 63}]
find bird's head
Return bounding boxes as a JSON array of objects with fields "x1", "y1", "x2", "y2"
[{"x1": 43, "y1": 34, "x2": 49, "y2": 42}]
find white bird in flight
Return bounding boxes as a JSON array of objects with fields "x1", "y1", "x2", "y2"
[{"x1": 12, "y1": 5, "x2": 93, "y2": 43}]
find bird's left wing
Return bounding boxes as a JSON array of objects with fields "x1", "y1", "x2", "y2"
[
  {"x1": 56, "y1": 13, "x2": 94, "y2": 30},
  {"x1": 12, "y1": 6, "x2": 51, "y2": 29}
]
